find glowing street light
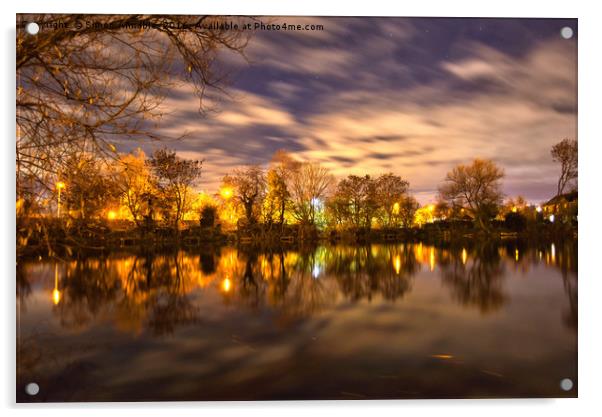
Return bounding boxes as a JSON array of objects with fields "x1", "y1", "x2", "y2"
[
  {"x1": 55, "y1": 181, "x2": 66, "y2": 218},
  {"x1": 107, "y1": 210, "x2": 117, "y2": 220},
  {"x1": 536, "y1": 206, "x2": 542, "y2": 213},
  {"x1": 220, "y1": 186, "x2": 234, "y2": 200}
]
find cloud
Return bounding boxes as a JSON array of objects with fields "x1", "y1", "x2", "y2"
[{"x1": 131, "y1": 19, "x2": 577, "y2": 206}]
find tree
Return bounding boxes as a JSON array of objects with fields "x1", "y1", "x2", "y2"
[
  {"x1": 397, "y1": 195, "x2": 420, "y2": 229},
  {"x1": 263, "y1": 151, "x2": 296, "y2": 226},
  {"x1": 112, "y1": 149, "x2": 156, "y2": 227},
  {"x1": 325, "y1": 193, "x2": 350, "y2": 230},
  {"x1": 331, "y1": 175, "x2": 378, "y2": 229},
  {"x1": 17, "y1": 14, "x2": 247, "y2": 199},
  {"x1": 551, "y1": 138, "x2": 577, "y2": 196},
  {"x1": 200, "y1": 205, "x2": 217, "y2": 228},
  {"x1": 147, "y1": 149, "x2": 202, "y2": 230},
  {"x1": 288, "y1": 162, "x2": 333, "y2": 226},
  {"x1": 59, "y1": 153, "x2": 118, "y2": 221},
  {"x1": 502, "y1": 195, "x2": 527, "y2": 216},
  {"x1": 223, "y1": 165, "x2": 266, "y2": 225},
  {"x1": 438, "y1": 159, "x2": 504, "y2": 232},
  {"x1": 374, "y1": 173, "x2": 409, "y2": 228}
]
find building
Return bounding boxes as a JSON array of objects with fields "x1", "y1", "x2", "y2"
[{"x1": 542, "y1": 191, "x2": 578, "y2": 224}]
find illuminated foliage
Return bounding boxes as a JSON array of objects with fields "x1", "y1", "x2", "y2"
[
  {"x1": 374, "y1": 173, "x2": 409, "y2": 228},
  {"x1": 58, "y1": 153, "x2": 119, "y2": 220},
  {"x1": 222, "y1": 165, "x2": 266, "y2": 226},
  {"x1": 112, "y1": 149, "x2": 155, "y2": 226},
  {"x1": 147, "y1": 149, "x2": 202, "y2": 230}
]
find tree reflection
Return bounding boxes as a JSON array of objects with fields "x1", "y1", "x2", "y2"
[
  {"x1": 52, "y1": 252, "x2": 200, "y2": 335},
  {"x1": 20, "y1": 240, "x2": 578, "y2": 335},
  {"x1": 326, "y1": 245, "x2": 417, "y2": 302},
  {"x1": 554, "y1": 241, "x2": 578, "y2": 331},
  {"x1": 439, "y1": 243, "x2": 507, "y2": 314}
]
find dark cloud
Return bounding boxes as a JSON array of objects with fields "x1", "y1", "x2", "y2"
[{"x1": 354, "y1": 135, "x2": 409, "y2": 143}]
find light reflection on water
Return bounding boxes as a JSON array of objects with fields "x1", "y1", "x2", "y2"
[{"x1": 16, "y1": 241, "x2": 577, "y2": 401}]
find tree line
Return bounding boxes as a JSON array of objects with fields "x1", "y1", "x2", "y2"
[{"x1": 16, "y1": 137, "x2": 577, "y2": 239}]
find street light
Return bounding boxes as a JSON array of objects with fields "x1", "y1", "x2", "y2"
[
  {"x1": 55, "y1": 181, "x2": 66, "y2": 217},
  {"x1": 220, "y1": 186, "x2": 233, "y2": 200}
]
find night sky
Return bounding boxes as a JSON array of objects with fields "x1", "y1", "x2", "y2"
[{"x1": 135, "y1": 17, "x2": 577, "y2": 204}]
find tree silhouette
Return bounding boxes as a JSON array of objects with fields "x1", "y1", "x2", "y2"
[
  {"x1": 438, "y1": 159, "x2": 504, "y2": 232},
  {"x1": 551, "y1": 138, "x2": 577, "y2": 196}
]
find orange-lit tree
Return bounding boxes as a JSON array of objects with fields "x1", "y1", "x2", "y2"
[
  {"x1": 223, "y1": 165, "x2": 266, "y2": 226},
  {"x1": 58, "y1": 153, "x2": 119, "y2": 222},
  {"x1": 374, "y1": 173, "x2": 409, "y2": 228},
  {"x1": 112, "y1": 149, "x2": 156, "y2": 227},
  {"x1": 147, "y1": 149, "x2": 202, "y2": 231}
]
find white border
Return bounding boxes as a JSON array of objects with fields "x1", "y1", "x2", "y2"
[{"x1": 3, "y1": 1, "x2": 602, "y2": 416}]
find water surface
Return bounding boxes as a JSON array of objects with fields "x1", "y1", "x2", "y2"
[{"x1": 17, "y1": 241, "x2": 577, "y2": 401}]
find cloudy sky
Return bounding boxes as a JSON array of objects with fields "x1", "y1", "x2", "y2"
[{"x1": 136, "y1": 17, "x2": 577, "y2": 204}]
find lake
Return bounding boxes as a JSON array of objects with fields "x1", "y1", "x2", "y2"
[{"x1": 16, "y1": 240, "x2": 577, "y2": 401}]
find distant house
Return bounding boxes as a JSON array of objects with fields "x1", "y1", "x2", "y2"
[{"x1": 542, "y1": 191, "x2": 578, "y2": 223}]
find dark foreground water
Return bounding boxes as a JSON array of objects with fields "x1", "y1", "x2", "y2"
[{"x1": 17, "y1": 241, "x2": 577, "y2": 402}]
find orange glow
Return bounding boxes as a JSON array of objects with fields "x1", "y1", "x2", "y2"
[
  {"x1": 431, "y1": 354, "x2": 454, "y2": 360},
  {"x1": 221, "y1": 277, "x2": 232, "y2": 293},
  {"x1": 393, "y1": 255, "x2": 401, "y2": 274},
  {"x1": 414, "y1": 205, "x2": 436, "y2": 226},
  {"x1": 429, "y1": 247, "x2": 435, "y2": 271},
  {"x1": 107, "y1": 210, "x2": 117, "y2": 220},
  {"x1": 392, "y1": 202, "x2": 400, "y2": 215},
  {"x1": 461, "y1": 248, "x2": 467, "y2": 265},
  {"x1": 52, "y1": 289, "x2": 61, "y2": 305},
  {"x1": 220, "y1": 186, "x2": 234, "y2": 200},
  {"x1": 53, "y1": 263, "x2": 61, "y2": 305},
  {"x1": 55, "y1": 181, "x2": 66, "y2": 190}
]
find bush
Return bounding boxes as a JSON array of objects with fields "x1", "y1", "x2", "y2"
[
  {"x1": 504, "y1": 212, "x2": 527, "y2": 232},
  {"x1": 200, "y1": 205, "x2": 217, "y2": 228}
]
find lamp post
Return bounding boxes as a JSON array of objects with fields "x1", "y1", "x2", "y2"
[{"x1": 56, "y1": 181, "x2": 65, "y2": 218}]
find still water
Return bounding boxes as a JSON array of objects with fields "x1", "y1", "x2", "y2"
[{"x1": 17, "y1": 241, "x2": 577, "y2": 401}]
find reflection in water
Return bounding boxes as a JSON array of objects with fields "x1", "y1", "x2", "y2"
[
  {"x1": 19, "y1": 242, "x2": 578, "y2": 333},
  {"x1": 17, "y1": 241, "x2": 577, "y2": 401},
  {"x1": 439, "y1": 243, "x2": 506, "y2": 314}
]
